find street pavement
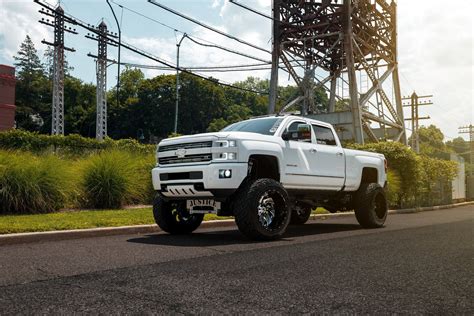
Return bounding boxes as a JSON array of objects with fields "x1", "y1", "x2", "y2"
[{"x1": 0, "y1": 205, "x2": 472, "y2": 314}]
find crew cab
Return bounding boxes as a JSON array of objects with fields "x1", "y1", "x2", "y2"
[{"x1": 151, "y1": 115, "x2": 388, "y2": 240}]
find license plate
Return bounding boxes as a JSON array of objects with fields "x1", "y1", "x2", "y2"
[{"x1": 187, "y1": 199, "x2": 221, "y2": 214}]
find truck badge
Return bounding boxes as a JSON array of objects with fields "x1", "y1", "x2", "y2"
[{"x1": 175, "y1": 148, "x2": 186, "y2": 158}]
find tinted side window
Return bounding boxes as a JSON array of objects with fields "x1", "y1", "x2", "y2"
[
  {"x1": 312, "y1": 125, "x2": 337, "y2": 146},
  {"x1": 287, "y1": 121, "x2": 305, "y2": 132},
  {"x1": 287, "y1": 121, "x2": 311, "y2": 142}
]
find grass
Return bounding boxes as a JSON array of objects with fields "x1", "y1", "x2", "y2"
[
  {"x1": 0, "y1": 207, "x2": 330, "y2": 235},
  {"x1": 0, "y1": 207, "x2": 233, "y2": 234},
  {"x1": 0, "y1": 151, "x2": 75, "y2": 214}
]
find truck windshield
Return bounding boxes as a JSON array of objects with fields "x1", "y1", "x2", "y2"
[{"x1": 221, "y1": 117, "x2": 284, "y2": 135}]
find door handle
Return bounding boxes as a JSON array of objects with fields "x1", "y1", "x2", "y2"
[
  {"x1": 309, "y1": 148, "x2": 317, "y2": 154},
  {"x1": 336, "y1": 152, "x2": 343, "y2": 156}
]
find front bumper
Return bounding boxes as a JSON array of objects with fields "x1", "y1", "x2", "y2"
[{"x1": 152, "y1": 162, "x2": 248, "y2": 200}]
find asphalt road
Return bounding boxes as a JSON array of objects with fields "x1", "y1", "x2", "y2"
[{"x1": 0, "y1": 205, "x2": 472, "y2": 314}]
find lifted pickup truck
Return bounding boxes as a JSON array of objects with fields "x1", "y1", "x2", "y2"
[{"x1": 152, "y1": 115, "x2": 388, "y2": 240}]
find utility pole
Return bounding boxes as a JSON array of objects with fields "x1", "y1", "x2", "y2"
[
  {"x1": 459, "y1": 124, "x2": 474, "y2": 175},
  {"x1": 402, "y1": 92, "x2": 432, "y2": 153},
  {"x1": 174, "y1": 33, "x2": 186, "y2": 134},
  {"x1": 39, "y1": 5, "x2": 77, "y2": 135},
  {"x1": 86, "y1": 22, "x2": 118, "y2": 140}
]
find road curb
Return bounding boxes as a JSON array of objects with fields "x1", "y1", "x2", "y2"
[{"x1": 1, "y1": 201, "x2": 472, "y2": 246}]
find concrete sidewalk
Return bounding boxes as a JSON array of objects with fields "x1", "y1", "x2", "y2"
[{"x1": 1, "y1": 201, "x2": 472, "y2": 246}]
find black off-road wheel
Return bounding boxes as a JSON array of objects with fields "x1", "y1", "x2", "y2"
[
  {"x1": 234, "y1": 178, "x2": 291, "y2": 240},
  {"x1": 153, "y1": 195, "x2": 204, "y2": 234},
  {"x1": 290, "y1": 205, "x2": 312, "y2": 225},
  {"x1": 354, "y1": 183, "x2": 388, "y2": 228}
]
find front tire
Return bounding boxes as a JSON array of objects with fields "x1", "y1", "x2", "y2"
[
  {"x1": 354, "y1": 183, "x2": 388, "y2": 228},
  {"x1": 153, "y1": 195, "x2": 204, "y2": 234},
  {"x1": 234, "y1": 178, "x2": 291, "y2": 240}
]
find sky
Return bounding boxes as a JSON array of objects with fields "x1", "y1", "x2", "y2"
[{"x1": 0, "y1": 0, "x2": 473, "y2": 141}]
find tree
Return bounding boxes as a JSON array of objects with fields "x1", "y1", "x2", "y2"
[
  {"x1": 13, "y1": 35, "x2": 49, "y2": 131},
  {"x1": 413, "y1": 125, "x2": 448, "y2": 157},
  {"x1": 14, "y1": 35, "x2": 43, "y2": 79}
]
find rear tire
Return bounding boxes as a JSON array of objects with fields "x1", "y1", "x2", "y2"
[
  {"x1": 290, "y1": 205, "x2": 312, "y2": 225},
  {"x1": 153, "y1": 195, "x2": 204, "y2": 234},
  {"x1": 234, "y1": 178, "x2": 291, "y2": 240},
  {"x1": 354, "y1": 183, "x2": 388, "y2": 228}
]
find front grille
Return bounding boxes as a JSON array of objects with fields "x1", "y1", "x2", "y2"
[
  {"x1": 159, "y1": 141, "x2": 213, "y2": 153},
  {"x1": 158, "y1": 153, "x2": 212, "y2": 165}
]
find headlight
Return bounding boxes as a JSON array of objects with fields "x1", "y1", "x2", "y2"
[
  {"x1": 214, "y1": 139, "x2": 237, "y2": 148},
  {"x1": 215, "y1": 152, "x2": 237, "y2": 160}
]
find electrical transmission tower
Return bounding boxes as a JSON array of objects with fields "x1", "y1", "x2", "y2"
[
  {"x1": 459, "y1": 125, "x2": 474, "y2": 175},
  {"x1": 86, "y1": 22, "x2": 117, "y2": 140},
  {"x1": 270, "y1": 0, "x2": 406, "y2": 144},
  {"x1": 39, "y1": 5, "x2": 77, "y2": 135},
  {"x1": 402, "y1": 92, "x2": 432, "y2": 153}
]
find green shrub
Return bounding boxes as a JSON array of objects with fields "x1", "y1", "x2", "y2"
[
  {"x1": 347, "y1": 142, "x2": 419, "y2": 205},
  {"x1": 348, "y1": 141, "x2": 460, "y2": 207},
  {"x1": 0, "y1": 150, "x2": 74, "y2": 214},
  {"x1": 0, "y1": 129, "x2": 155, "y2": 156},
  {"x1": 386, "y1": 170, "x2": 401, "y2": 208},
  {"x1": 80, "y1": 150, "x2": 153, "y2": 209}
]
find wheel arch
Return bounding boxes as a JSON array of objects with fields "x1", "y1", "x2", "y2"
[{"x1": 248, "y1": 154, "x2": 281, "y2": 182}]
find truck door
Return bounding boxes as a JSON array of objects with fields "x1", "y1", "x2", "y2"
[
  {"x1": 281, "y1": 120, "x2": 322, "y2": 188},
  {"x1": 309, "y1": 124, "x2": 345, "y2": 190}
]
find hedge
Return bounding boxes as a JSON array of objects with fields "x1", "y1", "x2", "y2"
[
  {"x1": 0, "y1": 130, "x2": 155, "y2": 155},
  {"x1": 347, "y1": 142, "x2": 458, "y2": 207}
]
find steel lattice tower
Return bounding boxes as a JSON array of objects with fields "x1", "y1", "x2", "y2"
[
  {"x1": 86, "y1": 21, "x2": 117, "y2": 140},
  {"x1": 52, "y1": 6, "x2": 65, "y2": 135},
  {"x1": 270, "y1": 0, "x2": 407, "y2": 144},
  {"x1": 39, "y1": 5, "x2": 76, "y2": 135},
  {"x1": 96, "y1": 21, "x2": 108, "y2": 140}
]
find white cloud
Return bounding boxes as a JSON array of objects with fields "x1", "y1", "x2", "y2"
[
  {"x1": 211, "y1": 0, "x2": 222, "y2": 9},
  {"x1": 0, "y1": 0, "x2": 49, "y2": 64}
]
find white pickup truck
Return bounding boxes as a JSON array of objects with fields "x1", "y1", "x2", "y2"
[{"x1": 152, "y1": 115, "x2": 388, "y2": 240}]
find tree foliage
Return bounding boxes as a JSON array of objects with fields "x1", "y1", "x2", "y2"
[{"x1": 412, "y1": 125, "x2": 448, "y2": 157}]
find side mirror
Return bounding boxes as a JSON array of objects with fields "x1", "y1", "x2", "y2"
[{"x1": 282, "y1": 131, "x2": 290, "y2": 141}]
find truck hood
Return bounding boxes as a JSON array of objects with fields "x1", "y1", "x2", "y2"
[{"x1": 159, "y1": 131, "x2": 279, "y2": 146}]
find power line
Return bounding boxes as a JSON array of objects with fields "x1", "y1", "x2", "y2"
[
  {"x1": 228, "y1": 0, "x2": 274, "y2": 21},
  {"x1": 110, "y1": 0, "x2": 178, "y2": 33},
  {"x1": 147, "y1": 0, "x2": 271, "y2": 54},
  {"x1": 34, "y1": 0, "x2": 269, "y2": 95},
  {"x1": 183, "y1": 35, "x2": 271, "y2": 64},
  {"x1": 112, "y1": 1, "x2": 308, "y2": 75},
  {"x1": 120, "y1": 62, "x2": 272, "y2": 72},
  {"x1": 111, "y1": 1, "x2": 271, "y2": 64}
]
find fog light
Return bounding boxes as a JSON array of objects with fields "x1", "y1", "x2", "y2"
[{"x1": 219, "y1": 169, "x2": 232, "y2": 179}]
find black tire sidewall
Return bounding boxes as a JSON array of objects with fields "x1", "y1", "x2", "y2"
[
  {"x1": 152, "y1": 194, "x2": 204, "y2": 234},
  {"x1": 355, "y1": 183, "x2": 388, "y2": 228},
  {"x1": 234, "y1": 178, "x2": 291, "y2": 240}
]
